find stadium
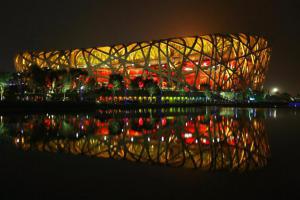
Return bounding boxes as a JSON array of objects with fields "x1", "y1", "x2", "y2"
[{"x1": 14, "y1": 33, "x2": 271, "y2": 93}]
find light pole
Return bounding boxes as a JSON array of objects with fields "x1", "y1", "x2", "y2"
[{"x1": 271, "y1": 87, "x2": 279, "y2": 95}]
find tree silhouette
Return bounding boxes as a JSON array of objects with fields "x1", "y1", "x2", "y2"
[{"x1": 0, "y1": 73, "x2": 12, "y2": 100}]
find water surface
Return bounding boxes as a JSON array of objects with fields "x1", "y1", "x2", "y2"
[{"x1": 0, "y1": 107, "x2": 299, "y2": 199}]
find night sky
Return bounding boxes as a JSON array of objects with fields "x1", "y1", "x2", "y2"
[{"x1": 0, "y1": 0, "x2": 299, "y2": 94}]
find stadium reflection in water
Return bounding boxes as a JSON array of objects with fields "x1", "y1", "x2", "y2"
[{"x1": 1, "y1": 107, "x2": 272, "y2": 171}]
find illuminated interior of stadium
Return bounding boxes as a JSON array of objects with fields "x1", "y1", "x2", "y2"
[{"x1": 15, "y1": 33, "x2": 271, "y2": 91}]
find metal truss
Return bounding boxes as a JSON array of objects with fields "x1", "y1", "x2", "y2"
[{"x1": 15, "y1": 33, "x2": 271, "y2": 91}]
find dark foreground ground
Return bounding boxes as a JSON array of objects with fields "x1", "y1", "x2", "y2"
[{"x1": 1, "y1": 108, "x2": 300, "y2": 200}]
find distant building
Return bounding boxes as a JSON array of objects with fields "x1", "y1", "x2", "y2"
[{"x1": 14, "y1": 33, "x2": 271, "y2": 92}]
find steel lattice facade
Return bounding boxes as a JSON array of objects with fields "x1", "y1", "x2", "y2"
[{"x1": 15, "y1": 33, "x2": 271, "y2": 91}]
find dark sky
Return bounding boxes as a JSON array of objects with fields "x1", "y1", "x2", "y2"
[{"x1": 0, "y1": 0, "x2": 299, "y2": 94}]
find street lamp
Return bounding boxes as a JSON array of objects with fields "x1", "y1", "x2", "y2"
[{"x1": 272, "y1": 87, "x2": 279, "y2": 94}]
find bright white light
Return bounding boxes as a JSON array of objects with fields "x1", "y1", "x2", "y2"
[
  {"x1": 183, "y1": 133, "x2": 193, "y2": 138},
  {"x1": 272, "y1": 87, "x2": 279, "y2": 93},
  {"x1": 184, "y1": 67, "x2": 193, "y2": 71}
]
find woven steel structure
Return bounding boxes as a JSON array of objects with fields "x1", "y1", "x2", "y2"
[{"x1": 15, "y1": 33, "x2": 271, "y2": 91}]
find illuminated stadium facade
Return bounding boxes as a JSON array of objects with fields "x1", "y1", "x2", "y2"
[{"x1": 15, "y1": 33, "x2": 271, "y2": 92}]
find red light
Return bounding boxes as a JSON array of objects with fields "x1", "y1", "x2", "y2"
[
  {"x1": 161, "y1": 118, "x2": 167, "y2": 126},
  {"x1": 200, "y1": 138, "x2": 210, "y2": 145},
  {"x1": 138, "y1": 117, "x2": 144, "y2": 126},
  {"x1": 202, "y1": 59, "x2": 211, "y2": 66},
  {"x1": 128, "y1": 129, "x2": 142, "y2": 136},
  {"x1": 43, "y1": 118, "x2": 51, "y2": 127},
  {"x1": 138, "y1": 81, "x2": 144, "y2": 89}
]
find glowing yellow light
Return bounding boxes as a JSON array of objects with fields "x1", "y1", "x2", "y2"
[{"x1": 272, "y1": 87, "x2": 279, "y2": 93}]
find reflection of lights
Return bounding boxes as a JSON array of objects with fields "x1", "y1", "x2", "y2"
[
  {"x1": 273, "y1": 110, "x2": 277, "y2": 118},
  {"x1": 10, "y1": 110, "x2": 270, "y2": 171},
  {"x1": 183, "y1": 133, "x2": 193, "y2": 138},
  {"x1": 201, "y1": 138, "x2": 209, "y2": 145}
]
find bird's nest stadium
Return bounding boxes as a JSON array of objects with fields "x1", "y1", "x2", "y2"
[{"x1": 14, "y1": 33, "x2": 271, "y2": 92}]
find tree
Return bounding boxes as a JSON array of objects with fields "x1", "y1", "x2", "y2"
[
  {"x1": 108, "y1": 120, "x2": 124, "y2": 135},
  {"x1": 108, "y1": 73, "x2": 124, "y2": 96},
  {"x1": 130, "y1": 76, "x2": 144, "y2": 90},
  {"x1": 201, "y1": 82, "x2": 211, "y2": 102},
  {"x1": 0, "y1": 73, "x2": 13, "y2": 100},
  {"x1": 29, "y1": 65, "x2": 47, "y2": 93},
  {"x1": 62, "y1": 75, "x2": 72, "y2": 101},
  {"x1": 144, "y1": 79, "x2": 160, "y2": 97}
]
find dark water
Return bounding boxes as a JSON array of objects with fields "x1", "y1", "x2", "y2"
[{"x1": 0, "y1": 107, "x2": 299, "y2": 199}]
